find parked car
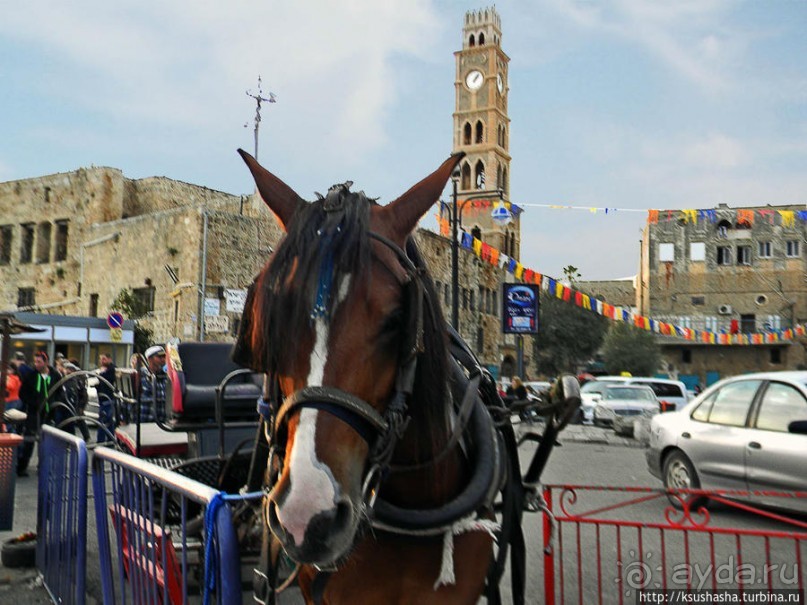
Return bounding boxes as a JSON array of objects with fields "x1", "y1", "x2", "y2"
[
  {"x1": 579, "y1": 377, "x2": 630, "y2": 423},
  {"x1": 593, "y1": 384, "x2": 659, "y2": 429},
  {"x1": 525, "y1": 380, "x2": 552, "y2": 399},
  {"x1": 646, "y1": 371, "x2": 807, "y2": 513},
  {"x1": 624, "y1": 377, "x2": 689, "y2": 412}
]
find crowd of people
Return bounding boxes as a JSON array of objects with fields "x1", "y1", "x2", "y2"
[{"x1": 1, "y1": 344, "x2": 168, "y2": 477}]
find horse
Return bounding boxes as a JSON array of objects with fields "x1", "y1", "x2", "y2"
[{"x1": 234, "y1": 149, "x2": 515, "y2": 605}]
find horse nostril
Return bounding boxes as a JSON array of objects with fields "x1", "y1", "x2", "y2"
[{"x1": 332, "y1": 499, "x2": 354, "y2": 534}]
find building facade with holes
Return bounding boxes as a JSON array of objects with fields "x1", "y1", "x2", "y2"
[{"x1": 639, "y1": 203, "x2": 807, "y2": 388}]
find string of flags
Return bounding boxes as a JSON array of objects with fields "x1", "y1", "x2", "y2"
[
  {"x1": 647, "y1": 207, "x2": 805, "y2": 227},
  {"x1": 452, "y1": 229, "x2": 807, "y2": 346}
]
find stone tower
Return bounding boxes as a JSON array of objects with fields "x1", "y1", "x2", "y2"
[{"x1": 452, "y1": 7, "x2": 520, "y2": 260}]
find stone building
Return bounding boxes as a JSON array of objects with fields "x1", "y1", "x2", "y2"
[
  {"x1": 639, "y1": 203, "x2": 807, "y2": 387},
  {"x1": 0, "y1": 7, "x2": 538, "y2": 380},
  {"x1": 0, "y1": 165, "x2": 282, "y2": 353}
]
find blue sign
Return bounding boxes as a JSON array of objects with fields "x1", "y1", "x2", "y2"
[
  {"x1": 107, "y1": 312, "x2": 124, "y2": 329},
  {"x1": 502, "y1": 284, "x2": 540, "y2": 334}
]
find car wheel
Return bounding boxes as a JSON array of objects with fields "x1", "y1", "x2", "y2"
[{"x1": 662, "y1": 450, "x2": 706, "y2": 510}]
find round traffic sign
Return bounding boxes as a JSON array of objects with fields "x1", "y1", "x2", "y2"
[{"x1": 107, "y1": 312, "x2": 124, "y2": 329}]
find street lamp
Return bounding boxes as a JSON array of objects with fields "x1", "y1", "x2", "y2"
[{"x1": 450, "y1": 169, "x2": 505, "y2": 332}]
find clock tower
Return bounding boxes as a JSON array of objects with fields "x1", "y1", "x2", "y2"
[{"x1": 453, "y1": 7, "x2": 520, "y2": 260}]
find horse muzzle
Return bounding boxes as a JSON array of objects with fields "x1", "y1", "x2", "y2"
[{"x1": 266, "y1": 480, "x2": 361, "y2": 567}]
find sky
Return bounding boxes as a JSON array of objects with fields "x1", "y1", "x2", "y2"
[{"x1": 2, "y1": 1, "x2": 806, "y2": 281}]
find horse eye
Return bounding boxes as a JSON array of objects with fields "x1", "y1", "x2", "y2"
[{"x1": 380, "y1": 307, "x2": 404, "y2": 337}]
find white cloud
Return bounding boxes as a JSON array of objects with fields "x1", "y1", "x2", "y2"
[
  {"x1": 1, "y1": 1, "x2": 440, "y2": 164},
  {"x1": 682, "y1": 133, "x2": 750, "y2": 169}
]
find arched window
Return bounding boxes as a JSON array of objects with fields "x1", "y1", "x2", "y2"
[
  {"x1": 502, "y1": 167, "x2": 508, "y2": 194},
  {"x1": 502, "y1": 125, "x2": 507, "y2": 149},
  {"x1": 474, "y1": 160, "x2": 485, "y2": 189},
  {"x1": 475, "y1": 120, "x2": 484, "y2": 144},
  {"x1": 497, "y1": 164, "x2": 503, "y2": 190},
  {"x1": 461, "y1": 163, "x2": 472, "y2": 190},
  {"x1": 479, "y1": 32, "x2": 485, "y2": 45},
  {"x1": 469, "y1": 34, "x2": 475, "y2": 47},
  {"x1": 463, "y1": 122, "x2": 472, "y2": 145}
]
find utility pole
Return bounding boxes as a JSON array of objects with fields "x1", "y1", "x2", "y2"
[{"x1": 245, "y1": 75, "x2": 276, "y2": 161}]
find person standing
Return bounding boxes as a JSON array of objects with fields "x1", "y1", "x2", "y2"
[
  {"x1": 96, "y1": 353, "x2": 117, "y2": 443},
  {"x1": 137, "y1": 345, "x2": 167, "y2": 423},
  {"x1": 3, "y1": 364, "x2": 23, "y2": 433},
  {"x1": 14, "y1": 351, "x2": 33, "y2": 380},
  {"x1": 18, "y1": 351, "x2": 63, "y2": 476}
]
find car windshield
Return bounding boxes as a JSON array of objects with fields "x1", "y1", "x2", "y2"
[
  {"x1": 581, "y1": 382, "x2": 615, "y2": 395},
  {"x1": 636, "y1": 382, "x2": 683, "y2": 398},
  {"x1": 604, "y1": 387, "x2": 655, "y2": 401}
]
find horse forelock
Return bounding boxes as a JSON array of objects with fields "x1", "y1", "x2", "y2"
[{"x1": 250, "y1": 185, "x2": 372, "y2": 375}]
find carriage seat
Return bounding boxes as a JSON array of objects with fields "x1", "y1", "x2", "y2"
[
  {"x1": 115, "y1": 422, "x2": 189, "y2": 457},
  {"x1": 166, "y1": 342, "x2": 262, "y2": 424}
]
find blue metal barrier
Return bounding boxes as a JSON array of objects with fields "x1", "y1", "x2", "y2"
[
  {"x1": 37, "y1": 424, "x2": 89, "y2": 605},
  {"x1": 91, "y1": 446, "x2": 244, "y2": 604}
]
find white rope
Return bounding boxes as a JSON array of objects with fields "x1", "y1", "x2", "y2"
[{"x1": 433, "y1": 515, "x2": 500, "y2": 590}]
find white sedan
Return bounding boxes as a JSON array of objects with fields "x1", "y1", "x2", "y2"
[{"x1": 593, "y1": 384, "x2": 659, "y2": 429}]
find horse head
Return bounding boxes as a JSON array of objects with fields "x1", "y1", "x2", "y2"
[{"x1": 238, "y1": 149, "x2": 463, "y2": 567}]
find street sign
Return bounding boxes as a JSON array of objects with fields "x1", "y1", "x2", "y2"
[
  {"x1": 204, "y1": 315, "x2": 229, "y2": 333},
  {"x1": 224, "y1": 289, "x2": 248, "y2": 313},
  {"x1": 502, "y1": 283, "x2": 540, "y2": 335},
  {"x1": 204, "y1": 297, "x2": 220, "y2": 317},
  {"x1": 107, "y1": 312, "x2": 124, "y2": 329}
]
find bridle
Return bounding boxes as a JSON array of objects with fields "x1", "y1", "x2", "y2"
[{"x1": 258, "y1": 230, "x2": 428, "y2": 509}]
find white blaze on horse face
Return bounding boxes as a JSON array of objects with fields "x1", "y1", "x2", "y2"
[{"x1": 280, "y1": 276, "x2": 352, "y2": 546}]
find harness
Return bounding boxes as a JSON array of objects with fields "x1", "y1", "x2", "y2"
[{"x1": 251, "y1": 231, "x2": 532, "y2": 605}]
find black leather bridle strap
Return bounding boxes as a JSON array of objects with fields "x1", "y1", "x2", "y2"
[{"x1": 276, "y1": 386, "x2": 389, "y2": 444}]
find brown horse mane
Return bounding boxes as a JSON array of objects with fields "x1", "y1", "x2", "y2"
[{"x1": 235, "y1": 183, "x2": 450, "y2": 471}]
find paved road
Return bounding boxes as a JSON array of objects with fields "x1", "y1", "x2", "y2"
[{"x1": 1, "y1": 425, "x2": 803, "y2": 603}]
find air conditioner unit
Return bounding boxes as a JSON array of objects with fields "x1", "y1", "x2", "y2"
[{"x1": 717, "y1": 304, "x2": 733, "y2": 315}]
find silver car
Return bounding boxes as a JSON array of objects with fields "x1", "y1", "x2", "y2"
[
  {"x1": 593, "y1": 384, "x2": 659, "y2": 428},
  {"x1": 646, "y1": 371, "x2": 807, "y2": 513}
]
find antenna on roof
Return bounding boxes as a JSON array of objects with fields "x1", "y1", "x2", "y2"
[{"x1": 245, "y1": 75, "x2": 276, "y2": 161}]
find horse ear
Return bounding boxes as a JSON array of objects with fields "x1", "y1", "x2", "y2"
[
  {"x1": 238, "y1": 148, "x2": 304, "y2": 230},
  {"x1": 385, "y1": 152, "x2": 465, "y2": 237}
]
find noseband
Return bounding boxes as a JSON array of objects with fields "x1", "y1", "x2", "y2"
[{"x1": 259, "y1": 231, "x2": 426, "y2": 505}]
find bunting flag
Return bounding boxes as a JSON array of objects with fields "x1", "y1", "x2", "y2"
[
  {"x1": 779, "y1": 210, "x2": 795, "y2": 227},
  {"x1": 680, "y1": 209, "x2": 698, "y2": 224},
  {"x1": 641, "y1": 206, "x2": 805, "y2": 227},
  {"x1": 456, "y1": 229, "x2": 807, "y2": 347}
]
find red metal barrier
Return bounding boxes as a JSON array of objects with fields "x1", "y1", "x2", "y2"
[{"x1": 542, "y1": 485, "x2": 807, "y2": 605}]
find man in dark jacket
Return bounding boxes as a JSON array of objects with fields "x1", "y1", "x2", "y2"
[
  {"x1": 96, "y1": 352, "x2": 117, "y2": 442},
  {"x1": 18, "y1": 351, "x2": 63, "y2": 476}
]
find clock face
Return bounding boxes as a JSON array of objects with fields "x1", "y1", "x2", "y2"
[
  {"x1": 497, "y1": 73, "x2": 504, "y2": 94},
  {"x1": 465, "y1": 70, "x2": 484, "y2": 91}
]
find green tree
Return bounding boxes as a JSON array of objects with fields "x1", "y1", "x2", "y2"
[
  {"x1": 601, "y1": 322, "x2": 661, "y2": 376},
  {"x1": 111, "y1": 289, "x2": 153, "y2": 354},
  {"x1": 533, "y1": 293, "x2": 608, "y2": 376}
]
